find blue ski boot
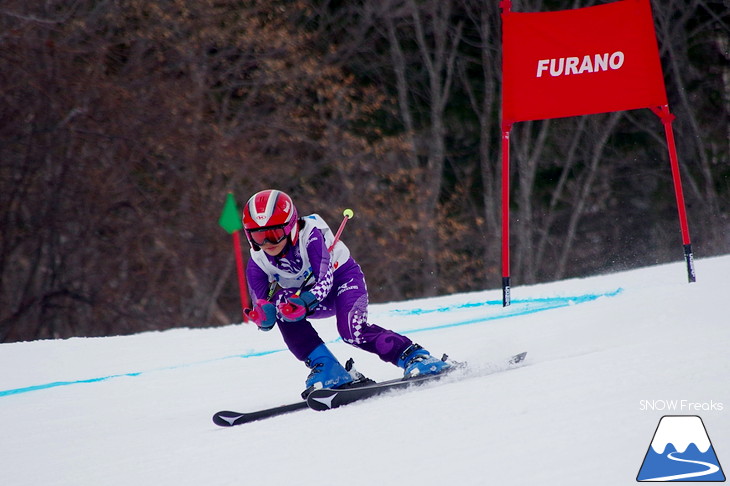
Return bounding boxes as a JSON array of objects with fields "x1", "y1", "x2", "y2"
[
  {"x1": 398, "y1": 344, "x2": 451, "y2": 378},
  {"x1": 302, "y1": 344, "x2": 354, "y2": 397}
]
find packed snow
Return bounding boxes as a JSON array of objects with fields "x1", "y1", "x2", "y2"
[{"x1": 1, "y1": 256, "x2": 728, "y2": 485}]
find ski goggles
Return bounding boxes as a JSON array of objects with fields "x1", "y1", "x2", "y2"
[{"x1": 249, "y1": 225, "x2": 287, "y2": 246}]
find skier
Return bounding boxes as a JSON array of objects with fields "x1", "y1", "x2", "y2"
[{"x1": 242, "y1": 189, "x2": 450, "y2": 396}]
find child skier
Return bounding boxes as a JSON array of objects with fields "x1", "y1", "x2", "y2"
[{"x1": 242, "y1": 189, "x2": 450, "y2": 396}]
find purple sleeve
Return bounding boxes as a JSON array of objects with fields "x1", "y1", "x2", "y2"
[
  {"x1": 305, "y1": 227, "x2": 334, "y2": 302},
  {"x1": 246, "y1": 258, "x2": 272, "y2": 303}
]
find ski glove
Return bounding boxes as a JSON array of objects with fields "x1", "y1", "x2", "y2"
[
  {"x1": 277, "y1": 291, "x2": 318, "y2": 322},
  {"x1": 244, "y1": 299, "x2": 277, "y2": 331}
]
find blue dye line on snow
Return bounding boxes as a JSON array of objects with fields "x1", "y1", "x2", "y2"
[
  {"x1": 0, "y1": 289, "x2": 621, "y2": 398},
  {"x1": 379, "y1": 288, "x2": 622, "y2": 318},
  {"x1": 398, "y1": 288, "x2": 623, "y2": 335},
  {"x1": 0, "y1": 348, "x2": 286, "y2": 398}
]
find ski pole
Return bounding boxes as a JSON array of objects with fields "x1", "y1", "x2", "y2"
[
  {"x1": 291, "y1": 208, "x2": 354, "y2": 299},
  {"x1": 328, "y1": 208, "x2": 354, "y2": 252},
  {"x1": 292, "y1": 273, "x2": 313, "y2": 299},
  {"x1": 280, "y1": 208, "x2": 354, "y2": 301},
  {"x1": 280, "y1": 209, "x2": 355, "y2": 317}
]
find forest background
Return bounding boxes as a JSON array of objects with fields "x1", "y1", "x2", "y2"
[{"x1": 1, "y1": 0, "x2": 728, "y2": 342}]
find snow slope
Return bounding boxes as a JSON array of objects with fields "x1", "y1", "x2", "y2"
[{"x1": 1, "y1": 256, "x2": 728, "y2": 486}]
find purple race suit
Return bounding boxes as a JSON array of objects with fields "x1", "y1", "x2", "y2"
[{"x1": 246, "y1": 214, "x2": 412, "y2": 365}]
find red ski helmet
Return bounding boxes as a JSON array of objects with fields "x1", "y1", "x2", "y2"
[{"x1": 242, "y1": 190, "x2": 299, "y2": 249}]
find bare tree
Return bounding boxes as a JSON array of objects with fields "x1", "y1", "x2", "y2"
[
  {"x1": 2, "y1": 0, "x2": 727, "y2": 341},
  {"x1": 377, "y1": 0, "x2": 464, "y2": 294}
]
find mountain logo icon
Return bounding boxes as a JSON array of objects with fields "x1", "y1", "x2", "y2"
[{"x1": 637, "y1": 415, "x2": 725, "y2": 482}]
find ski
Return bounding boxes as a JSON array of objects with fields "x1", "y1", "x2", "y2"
[
  {"x1": 213, "y1": 401, "x2": 308, "y2": 427},
  {"x1": 307, "y1": 351, "x2": 527, "y2": 411},
  {"x1": 212, "y1": 352, "x2": 526, "y2": 425},
  {"x1": 508, "y1": 351, "x2": 528, "y2": 365}
]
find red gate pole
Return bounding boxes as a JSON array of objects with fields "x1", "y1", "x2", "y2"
[
  {"x1": 651, "y1": 105, "x2": 696, "y2": 283},
  {"x1": 501, "y1": 124, "x2": 513, "y2": 306}
]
